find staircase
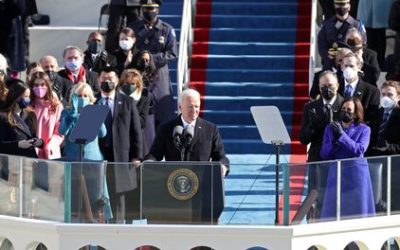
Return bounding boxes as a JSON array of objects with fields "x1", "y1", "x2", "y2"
[{"x1": 190, "y1": 0, "x2": 311, "y2": 155}]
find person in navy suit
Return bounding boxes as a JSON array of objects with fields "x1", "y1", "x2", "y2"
[
  {"x1": 320, "y1": 97, "x2": 375, "y2": 220},
  {"x1": 145, "y1": 88, "x2": 229, "y2": 176},
  {"x1": 96, "y1": 66, "x2": 142, "y2": 223}
]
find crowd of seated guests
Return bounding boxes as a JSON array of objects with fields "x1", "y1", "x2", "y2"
[{"x1": 300, "y1": 0, "x2": 400, "y2": 221}]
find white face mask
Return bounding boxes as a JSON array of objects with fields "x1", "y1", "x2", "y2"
[
  {"x1": 343, "y1": 67, "x2": 358, "y2": 81},
  {"x1": 380, "y1": 96, "x2": 395, "y2": 110},
  {"x1": 119, "y1": 40, "x2": 134, "y2": 51}
]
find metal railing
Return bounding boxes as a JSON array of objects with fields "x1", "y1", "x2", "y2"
[{"x1": 176, "y1": 0, "x2": 196, "y2": 105}]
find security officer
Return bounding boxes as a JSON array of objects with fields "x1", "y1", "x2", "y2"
[
  {"x1": 129, "y1": 0, "x2": 177, "y2": 129},
  {"x1": 317, "y1": 0, "x2": 367, "y2": 68}
]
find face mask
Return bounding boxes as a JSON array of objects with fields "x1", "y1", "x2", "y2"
[
  {"x1": 119, "y1": 40, "x2": 134, "y2": 51},
  {"x1": 343, "y1": 67, "x2": 357, "y2": 81},
  {"x1": 45, "y1": 70, "x2": 57, "y2": 82},
  {"x1": 340, "y1": 110, "x2": 354, "y2": 123},
  {"x1": 335, "y1": 6, "x2": 349, "y2": 16},
  {"x1": 138, "y1": 60, "x2": 150, "y2": 71},
  {"x1": 320, "y1": 86, "x2": 335, "y2": 100},
  {"x1": 100, "y1": 81, "x2": 116, "y2": 93},
  {"x1": 65, "y1": 59, "x2": 82, "y2": 72},
  {"x1": 380, "y1": 96, "x2": 395, "y2": 110},
  {"x1": 33, "y1": 86, "x2": 48, "y2": 98},
  {"x1": 143, "y1": 11, "x2": 158, "y2": 22},
  {"x1": 121, "y1": 84, "x2": 137, "y2": 96},
  {"x1": 88, "y1": 41, "x2": 102, "y2": 54},
  {"x1": 18, "y1": 97, "x2": 31, "y2": 109},
  {"x1": 78, "y1": 97, "x2": 89, "y2": 108}
]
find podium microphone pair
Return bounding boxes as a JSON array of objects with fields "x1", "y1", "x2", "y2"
[{"x1": 173, "y1": 125, "x2": 194, "y2": 160}]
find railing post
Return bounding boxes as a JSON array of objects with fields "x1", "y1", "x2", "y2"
[
  {"x1": 309, "y1": 0, "x2": 317, "y2": 89},
  {"x1": 283, "y1": 164, "x2": 290, "y2": 225},
  {"x1": 64, "y1": 162, "x2": 71, "y2": 223},
  {"x1": 18, "y1": 157, "x2": 23, "y2": 218},
  {"x1": 336, "y1": 160, "x2": 341, "y2": 221},
  {"x1": 387, "y1": 156, "x2": 392, "y2": 216}
]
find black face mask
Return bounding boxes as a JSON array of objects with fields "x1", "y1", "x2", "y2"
[
  {"x1": 100, "y1": 81, "x2": 116, "y2": 93},
  {"x1": 143, "y1": 11, "x2": 158, "y2": 22},
  {"x1": 88, "y1": 41, "x2": 102, "y2": 54},
  {"x1": 45, "y1": 70, "x2": 57, "y2": 82},
  {"x1": 335, "y1": 6, "x2": 349, "y2": 16},
  {"x1": 121, "y1": 84, "x2": 136, "y2": 96},
  {"x1": 320, "y1": 86, "x2": 335, "y2": 100},
  {"x1": 340, "y1": 110, "x2": 354, "y2": 123},
  {"x1": 138, "y1": 60, "x2": 150, "y2": 71}
]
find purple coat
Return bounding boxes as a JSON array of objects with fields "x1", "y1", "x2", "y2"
[{"x1": 320, "y1": 122, "x2": 376, "y2": 219}]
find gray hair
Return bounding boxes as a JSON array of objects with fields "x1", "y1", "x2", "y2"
[
  {"x1": 178, "y1": 88, "x2": 201, "y2": 104},
  {"x1": 63, "y1": 45, "x2": 84, "y2": 59}
]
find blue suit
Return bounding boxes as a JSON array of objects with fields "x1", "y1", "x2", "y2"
[{"x1": 320, "y1": 122, "x2": 375, "y2": 220}]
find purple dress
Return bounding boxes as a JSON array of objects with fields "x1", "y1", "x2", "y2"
[{"x1": 320, "y1": 122, "x2": 376, "y2": 220}]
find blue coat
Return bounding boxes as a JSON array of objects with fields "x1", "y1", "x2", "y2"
[
  {"x1": 320, "y1": 122, "x2": 375, "y2": 219},
  {"x1": 357, "y1": 0, "x2": 393, "y2": 28}
]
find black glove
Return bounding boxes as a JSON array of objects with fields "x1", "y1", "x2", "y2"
[
  {"x1": 100, "y1": 50, "x2": 108, "y2": 62},
  {"x1": 330, "y1": 121, "x2": 344, "y2": 139}
]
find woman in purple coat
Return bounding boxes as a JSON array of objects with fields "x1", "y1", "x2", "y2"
[{"x1": 320, "y1": 97, "x2": 375, "y2": 220}]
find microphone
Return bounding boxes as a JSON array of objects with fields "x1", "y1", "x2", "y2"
[
  {"x1": 183, "y1": 125, "x2": 194, "y2": 146},
  {"x1": 172, "y1": 125, "x2": 183, "y2": 150}
]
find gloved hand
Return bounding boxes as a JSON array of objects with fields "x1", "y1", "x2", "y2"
[
  {"x1": 71, "y1": 93, "x2": 79, "y2": 116},
  {"x1": 18, "y1": 140, "x2": 33, "y2": 149},
  {"x1": 31, "y1": 138, "x2": 44, "y2": 148},
  {"x1": 100, "y1": 50, "x2": 108, "y2": 62},
  {"x1": 330, "y1": 121, "x2": 344, "y2": 139}
]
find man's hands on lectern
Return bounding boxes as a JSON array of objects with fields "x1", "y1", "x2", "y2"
[{"x1": 221, "y1": 164, "x2": 228, "y2": 177}]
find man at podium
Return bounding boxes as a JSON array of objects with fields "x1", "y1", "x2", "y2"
[{"x1": 145, "y1": 88, "x2": 229, "y2": 176}]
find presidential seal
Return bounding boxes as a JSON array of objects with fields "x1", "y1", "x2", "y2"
[{"x1": 167, "y1": 168, "x2": 199, "y2": 201}]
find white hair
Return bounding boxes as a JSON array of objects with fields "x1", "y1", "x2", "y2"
[
  {"x1": 178, "y1": 88, "x2": 200, "y2": 104},
  {"x1": 0, "y1": 53, "x2": 8, "y2": 72}
]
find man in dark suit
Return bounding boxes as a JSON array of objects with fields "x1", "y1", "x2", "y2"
[
  {"x1": 58, "y1": 46, "x2": 100, "y2": 95},
  {"x1": 366, "y1": 81, "x2": 400, "y2": 212},
  {"x1": 39, "y1": 55, "x2": 71, "y2": 105},
  {"x1": 84, "y1": 31, "x2": 117, "y2": 74},
  {"x1": 96, "y1": 66, "x2": 142, "y2": 223},
  {"x1": 299, "y1": 70, "x2": 344, "y2": 217},
  {"x1": 145, "y1": 88, "x2": 229, "y2": 176},
  {"x1": 339, "y1": 52, "x2": 380, "y2": 123}
]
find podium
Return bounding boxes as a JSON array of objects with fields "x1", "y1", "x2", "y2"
[{"x1": 140, "y1": 161, "x2": 224, "y2": 224}]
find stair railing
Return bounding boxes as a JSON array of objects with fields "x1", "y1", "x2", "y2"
[
  {"x1": 176, "y1": 0, "x2": 195, "y2": 103},
  {"x1": 309, "y1": 0, "x2": 318, "y2": 88}
]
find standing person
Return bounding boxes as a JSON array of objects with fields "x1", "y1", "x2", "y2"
[
  {"x1": 96, "y1": 67, "x2": 142, "y2": 223},
  {"x1": 320, "y1": 97, "x2": 375, "y2": 220},
  {"x1": 389, "y1": 0, "x2": 400, "y2": 74},
  {"x1": 118, "y1": 69, "x2": 151, "y2": 156},
  {"x1": 25, "y1": 62, "x2": 44, "y2": 84},
  {"x1": 105, "y1": 0, "x2": 141, "y2": 53},
  {"x1": 145, "y1": 88, "x2": 229, "y2": 175},
  {"x1": 339, "y1": 52, "x2": 380, "y2": 123},
  {"x1": 84, "y1": 31, "x2": 117, "y2": 74},
  {"x1": 0, "y1": 78, "x2": 39, "y2": 158},
  {"x1": 58, "y1": 46, "x2": 100, "y2": 95},
  {"x1": 130, "y1": 0, "x2": 178, "y2": 129},
  {"x1": 299, "y1": 71, "x2": 344, "y2": 218},
  {"x1": 58, "y1": 82, "x2": 112, "y2": 223},
  {"x1": 113, "y1": 27, "x2": 139, "y2": 75},
  {"x1": 28, "y1": 72, "x2": 63, "y2": 160},
  {"x1": 39, "y1": 55, "x2": 71, "y2": 104},
  {"x1": 0, "y1": 53, "x2": 8, "y2": 109},
  {"x1": 0, "y1": 0, "x2": 26, "y2": 76},
  {"x1": 357, "y1": 0, "x2": 392, "y2": 69},
  {"x1": 318, "y1": 0, "x2": 359, "y2": 20},
  {"x1": 318, "y1": 0, "x2": 366, "y2": 68},
  {"x1": 366, "y1": 81, "x2": 400, "y2": 212}
]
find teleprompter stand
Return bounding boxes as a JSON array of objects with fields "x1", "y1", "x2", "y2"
[
  {"x1": 69, "y1": 105, "x2": 109, "y2": 222},
  {"x1": 251, "y1": 106, "x2": 291, "y2": 225}
]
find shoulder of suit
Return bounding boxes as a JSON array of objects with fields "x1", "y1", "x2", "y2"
[{"x1": 197, "y1": 117, "x2": 217, "y2": 129}]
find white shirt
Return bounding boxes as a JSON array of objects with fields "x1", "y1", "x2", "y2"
[
  {"x1": 181, "y1": 116, "x2": 196, "y2": 129},
  {"x1": 323, "y1": 95, "x2": 337, "y2": 106},
  {"x1": 101, "y1": 92, "x2": 116, "y2": 116}
]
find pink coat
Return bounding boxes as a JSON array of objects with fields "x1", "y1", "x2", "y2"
[{"x1": 34, "y1": 100, "x2": 64, "y2": 159}]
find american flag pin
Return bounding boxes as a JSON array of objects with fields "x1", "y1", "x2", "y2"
[{"x1": 118, "y1": 101, "x2": 122, "y2": 104}]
